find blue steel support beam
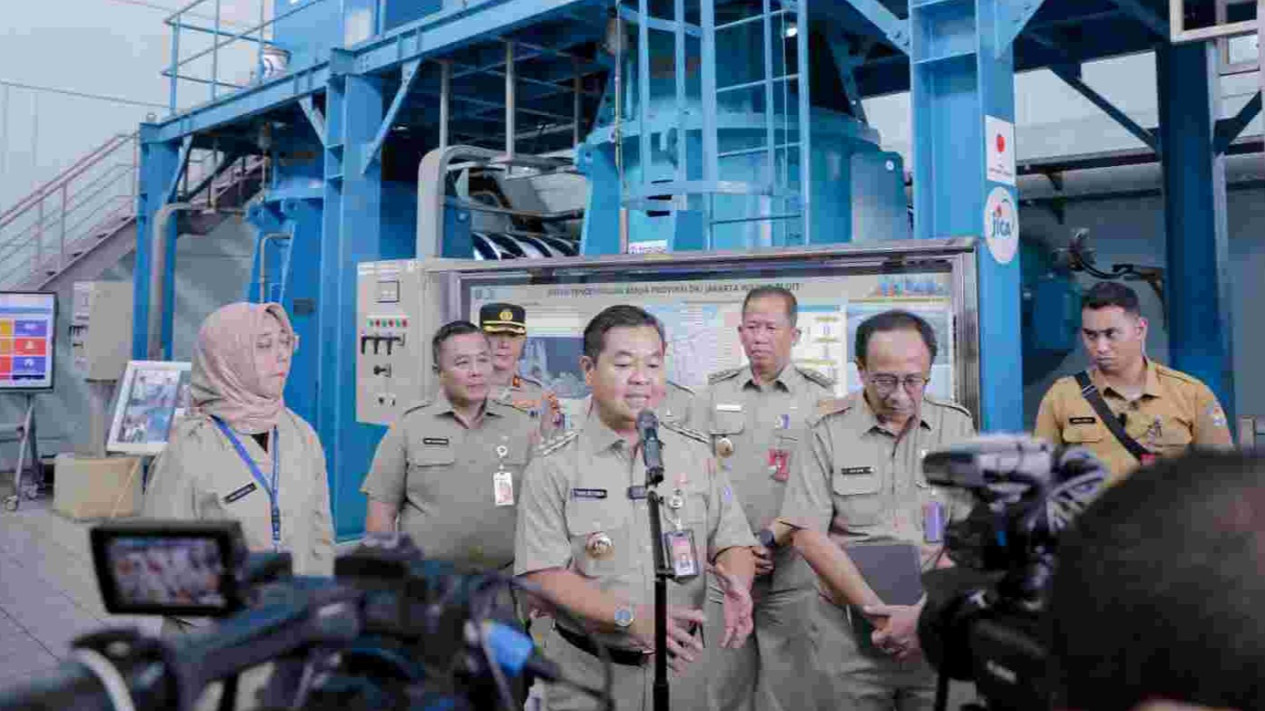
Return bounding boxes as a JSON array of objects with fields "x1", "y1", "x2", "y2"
[
  {"x1": 163, "y1": 136, "x2": 195, "y2": 203},
  {"x1": 827, "y1": 30, "x2": 872, "y2": 123},
  {"x1": 319, "y1": 70, "x2": 388, "y2": 540},
  {"x1": 299, "y1": 96, "x2": 328, "y2": 147},
  {"x1": 277, "y1": 198, "x2": 324, "y2": 425},
  {"x1": 1214, "y1": 92, "x2": 1262, "y2": 155},
  {"x1": 843, "y1": 0, "x2": 911, "y2": 54},
  {"x1": 910, "y1": 0, "x2": 1022, "y2": 431},
  {"x1": 352, "y1": 0, "x2": 600, "y2": 74},
  {"x1": 132, "y1": 125, "x2": 182, "y2": 359},
  {"x1": 362, "y1": 58, "x2": 422, "y2": 174},
  {"x1": 1104, "y1": 0, "x2": 1169, "y2": 39},
  {"x1": 1048, "y1": 63, "x2": 1161, "y2": 153},
  {"x1": 995, "y1": 0, "x2": 1048, "y2": 56},
  {"x1": 154, "y1": 62, "x2": 330, "y2": 142},
  {"x1": 1156, "y1": 42, "x2": 1237, "y2": 420}
]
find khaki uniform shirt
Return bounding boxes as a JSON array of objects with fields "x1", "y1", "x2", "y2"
[
  {"x1": 660, "y1": 381, "x2": 696, "y2": 428},
  {"x1": 1034, "y1": 360, "x2": 1232, "y2": 484},
  {"x1": 493, "y1": 373, "x2": 562, "y2": 434},
  {"x1": 143, "y1": 410, "x2": 335, "y2": 577},
  {"x1": 696, "y1": 364, "x2": 834, "y2": 591},
  {"x1": 361, "y1": 391, "x2": 537, "y2": 570},
  {"x1": 514, "y1": 413, "x2": 757, "y2": 650},
  {"x1": 780, "y1": 393, "x2": 976, "y2": 571}
]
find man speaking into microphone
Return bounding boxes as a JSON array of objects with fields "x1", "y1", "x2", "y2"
[{"x1": 515, "y1": 305, "x2": 757, "y2": 710}]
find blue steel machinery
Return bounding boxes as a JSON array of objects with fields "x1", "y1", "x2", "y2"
[{"x1": 134, "y1": 0, "x2": 1255, "y2": 537}]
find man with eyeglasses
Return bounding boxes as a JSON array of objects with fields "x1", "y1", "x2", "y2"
[
  {"x1": 1034, "y1": 282, "x2": 1231, "y2": 485},
  {"x1": 695, "y1": 286, "x2": 835, "y2": 711},
  {"x1": 773, "y1": 309, "x2": 976, "y2": 711}
]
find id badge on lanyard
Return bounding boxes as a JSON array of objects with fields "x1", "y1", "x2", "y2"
[{"x1": 213, "y1": 417, "x2": 281, "y2": 552}]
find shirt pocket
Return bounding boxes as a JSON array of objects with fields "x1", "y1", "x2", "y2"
[
  {"x1": 709, "y1": 409, "x2": 746, "y2": 437},
  {"x1": 1158, "y1": 417, "x2": 1193, "y2": 452},
  {"x1": 1062, "y1": 422, "x2": 1106, "y2": 447},
  {"x1": 409, "y1": 440, "x2": 457, "y2": 465},
  {"x1": 830, "y1": 466, "x2": 884, "y2": 527},
  {"x1": 565, "y1": 501, "x2": 630, "y2": 580}
]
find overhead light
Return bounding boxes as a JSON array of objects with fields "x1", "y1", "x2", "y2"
[{"x1": 785, "y1": 23, "x2": 798, "y2": 38}]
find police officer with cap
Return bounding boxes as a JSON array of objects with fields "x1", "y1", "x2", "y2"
[{"x1": 480, "y1": 302, "x2": 562, "y2": 432}]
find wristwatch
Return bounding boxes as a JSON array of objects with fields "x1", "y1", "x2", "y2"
[
  {"x1": 758, "y1": 528, "x2": 777, "y2": 550},
  {"x1": 614, "y1": 604, "x2": 636, "y2": 629}
]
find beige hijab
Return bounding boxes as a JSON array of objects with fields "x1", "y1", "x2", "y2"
[{"x1": 190, "y1": 302, "x2": 294, "y2": 434}]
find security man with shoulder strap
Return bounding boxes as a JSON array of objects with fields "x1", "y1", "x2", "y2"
[{"x1": 1034, "y1": 282, "x2": 1232, "y2": 485}]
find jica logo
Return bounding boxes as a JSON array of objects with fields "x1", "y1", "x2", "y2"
[
  {"x1": 984, "y1": 186, "x2": 1019, "y2": 264},
  {"x1": 990, "y1": 202, "x2": 1013, "y2": 238}
]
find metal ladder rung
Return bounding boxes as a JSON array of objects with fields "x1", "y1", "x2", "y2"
[
  {"x1": 716, "y1": 74, "x2": 799, "y2": 95},
  {"x1": 716, "y1": 9, "x2": 793, "y2": 31},
  {"x1": 718, "y1": 142, "x2": 801, "y2": 159}
]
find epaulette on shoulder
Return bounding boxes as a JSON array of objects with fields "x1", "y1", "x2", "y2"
[
  {"x1": 708, "y1": 367, "x2": 743, "y2": 384},
  {"x1": 535, "y1": 429, "x2": 579, "y2": 457},
  {"x1": 517, "y1": 373, "x2": 544, "y2": 388},
  {"x1": 795, "y1": 365, "x2": 835, "y2": 389},
  {"x1": 1153, "y1": 363, "x2": 1200, "y2": 386},
  {"x1": 399, "y1": 398, "x2": 434, "y2": 416},
  {"x1": 668, "y1": 380, "x2": 694, "y2": 394},
  {"x1": 924, "y1": 395, "x2": 973, "y2": 419},
  {"x1": 814, "y1": 397, "x2": 852, "y2": 420},
  {"x1": 662, "y1": 420, "x2": 709, "y2": 444}
]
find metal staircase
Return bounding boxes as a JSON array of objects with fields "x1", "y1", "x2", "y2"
[{"x1": 0, "y1": 134, "x2": 265, "y2": 292}]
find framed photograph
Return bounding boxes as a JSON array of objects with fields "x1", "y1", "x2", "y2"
[{"x1": 107, "y1": 360, "x2": 193, "y2": 455}]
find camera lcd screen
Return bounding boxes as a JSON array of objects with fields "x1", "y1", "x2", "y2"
[
  {"x1": 106, "y1": 536, "x2": 227, "y2": 608},
  {"x1": 91, "y1": 521, "x2": 243, "y2": 616}
]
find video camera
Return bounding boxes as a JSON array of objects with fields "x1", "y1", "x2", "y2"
[
  {"x1": 916, "y1": 436, "x2": 1107, "y2": 711},
  {"x1": 0, "y1": 521, "x2": 615, "y2": 711}
]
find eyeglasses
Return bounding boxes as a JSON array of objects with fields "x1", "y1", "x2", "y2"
[{"x1": 867, "y1": 373, "x2": 928, "y2": 393}]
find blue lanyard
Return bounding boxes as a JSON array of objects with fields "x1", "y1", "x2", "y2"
[{"x1": 212, "y1": 417, "x2": 281, "y2": 551}]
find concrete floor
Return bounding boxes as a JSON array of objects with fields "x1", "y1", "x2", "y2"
[{"x1": 0, "y1": 491, "x2": 161, "y2": 693}]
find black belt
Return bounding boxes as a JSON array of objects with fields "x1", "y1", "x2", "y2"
[{"x1": 555, "y1": 625, "x2": 647, "y2": 667}]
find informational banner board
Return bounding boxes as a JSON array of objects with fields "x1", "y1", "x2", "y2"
[
  {"x1": 0, "y1": 292, "x2": 56, "y2": 391},
  {"x1": 354, "y1": 240, "x2": 981, "y2": 429},
  {"x1": 469, "y1": 272, "x2": 956, "y2": 402}
]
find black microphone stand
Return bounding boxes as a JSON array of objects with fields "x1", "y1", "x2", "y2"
[{"x1": 640, "y1": 417, "x2": 670, "y2": 711}]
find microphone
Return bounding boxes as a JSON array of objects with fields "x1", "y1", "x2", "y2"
[{"x1": 637, "y1": 409, "x2": 665, "y2": 485}]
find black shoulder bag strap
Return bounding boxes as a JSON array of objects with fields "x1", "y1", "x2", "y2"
[{"x1": 1074, "y1": 371, "x2": 1150, "y2": 463}]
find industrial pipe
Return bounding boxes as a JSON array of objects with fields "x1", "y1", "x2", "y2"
[
  {"x1": 148, "y1": 202, "x2": 192, "y2": 360},
  {"x1": 257, "y1": 232, "x2": 291, "y2": 303}
]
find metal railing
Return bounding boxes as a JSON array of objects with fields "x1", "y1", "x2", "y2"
[
  {"x1": 0, "y1": 133, "x2": 139, "y2": 289},
  {"x1": 163, "y1": 0, "x2": 330, "y2": 114},
  {"x1": 0, "y1": 133, "x2": 263, "y2": 289}
]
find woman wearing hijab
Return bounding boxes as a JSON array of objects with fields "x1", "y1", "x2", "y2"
[{"x1": 143, "y1": 301, "x2": 334, "y2": 582}]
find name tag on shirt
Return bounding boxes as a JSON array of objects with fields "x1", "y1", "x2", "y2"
[
  {"x1": 715, "y1": 403, "x2": 743, "y2": 412},
  {"x1": 840, "y1": 466, "x2": 874, "y2": 475},
  {"x1": 572, "y1": 488, "x2": 608, "y2": 500},
  {"x1": 1069, "y1": 417, "x2": 1097, "y2": 425},
  {"x1": 423, "y1": 437, "x2": 450, "y2": 446},
  {"x1": 224, "y1": 482, "x2": 258, "y2": 503}
]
